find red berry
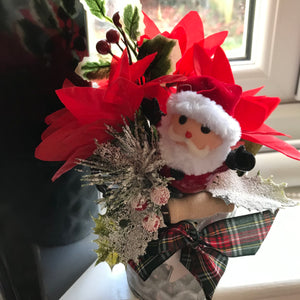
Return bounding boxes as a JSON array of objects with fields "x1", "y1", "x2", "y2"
[
  {"x1": 106, "y1": 29, "x2": 120, "y2": 44},
  {"x1": 96, "y1": 40, "x2": 111, "y2": 55}
]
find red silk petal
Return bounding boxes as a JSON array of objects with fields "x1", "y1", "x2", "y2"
[
  {"x1": 104, "y1": 78, "x2": 144, "y2": 117},
  {"x1": 44, "y1": 108, "x2": 68, "y2": 125},
  {"x1": 62, "y1": 79, "x2": 75, "y2": 88},
  {"x1": 108, "y1": 55, "x2": 121, "y2": 83},
  {"x1": 255, "y1": 96, "x2": 280, "y2": 118},
  {"x1": 234, "y1": 96, "x2": 280, "y2": 131},
  {"x1": 242, "y1": 86, "x2": 264, "y2": 97},
  {"x1": 193, "y1": 43, "x2": 212, "y2": 76},
  {"x1": 56, "y1": 77, "x2": 143, "y2": 125},
  {"x1": 109, "y1": 50, "x2": 130, "y2": 83},
  {"x1": 211, "y1": 46, "x2": 234, "y2": 84},
  {"x1": 56, "y1": 87, "x2": 106, "y2": 124},
  {"x1": 35, "y1": 121, "x2": 111, "y2": 161},
  {"x1": 142, "y1": 11, "x2": 160, "y2": 38},
  {"x1": 51, "y1": 143, "x2": 97, "y2": 181},
  {"x1": 35, "y1": 123, "x2": 88, "y2": 161},
  {"x1": 175, "y1": 47, "x2": 195, "y2": 76},
  {"x1": 200, "y1": 31, "x2": 228, "y2": 57},
  {"x1": 168, "y1": 26, "x2": 187, "y2": 54},
  {"x1": 243, "y1": 123, "x2": 289, "y2": 137},
  {"x1": 42, "y1": 110, "x2": 76, "y2": 140},
  {"x1": 129, "y1": 53, "x2": 157, "y2": 82},
  {"x1": 171, "y1": 11, "x2": 204, "y2": 53},
  {"x1": 144, "y1": 74, "x2": 186, "y2": 86},
  {"x1": 234, "y1": 99, "x2": 269, "y2": 131},
  {"x1": 242, "y1": 133, "x2": 300, "y2": 160}
]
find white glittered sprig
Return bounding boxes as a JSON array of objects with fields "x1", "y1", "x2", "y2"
[{"x1": 207, "y1": 170, "x2": 297, "y2": 212}]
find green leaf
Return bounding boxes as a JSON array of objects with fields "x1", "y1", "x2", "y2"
[
  {"x1": 80, "y1": 60, "x2": 111, "y2": 81},
  {"x1": 93, "y1": 215, "x2": 120, "y2": 267},
  {"x1": 123, "y1": 5, "x2": 140, "y2": 40},
  {"x1": 138, "y1": 35, "x2": 176, "y2": 80},
  {"x1": 106, "y1": 251, "x2": 120, "y2": 268},
  {"x1": 93, "y1": 215, "x2": 113, "y2": 236},
  {"x1": 84, "y1": 0, "x2": 110, "y2": 21},
  {"x1": 31, "y1": 0, "x2": 58, "y2": 29}
]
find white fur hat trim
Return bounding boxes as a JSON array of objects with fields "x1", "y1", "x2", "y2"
[{"x1": 167, "y1": 91, "x2": 241, "y2": 146}]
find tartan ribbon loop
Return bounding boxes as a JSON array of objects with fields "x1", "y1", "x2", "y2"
[{"x1": 130, "y1": 210, "x2": 277, "y2": 300}]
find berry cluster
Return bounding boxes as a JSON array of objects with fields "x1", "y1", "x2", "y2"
[
  {"x1": 96, "y1": 29, "x2": 120, "y2": 55},
  {"x1": 95, "y1": 12, "x2": 135, "y2": 64}
]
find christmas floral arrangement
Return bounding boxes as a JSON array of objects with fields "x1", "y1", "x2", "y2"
[{"x1": 35, "y1": 1, "x2": 300, "y2": 299}]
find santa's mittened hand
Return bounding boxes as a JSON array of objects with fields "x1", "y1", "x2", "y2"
[{"x1": 225, "y1": 145, "x2": 256, "y2": 172}]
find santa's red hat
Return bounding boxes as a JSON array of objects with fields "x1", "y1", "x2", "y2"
[{"x1": 167, "y1": 76, "x2": 242, "y2": 146}]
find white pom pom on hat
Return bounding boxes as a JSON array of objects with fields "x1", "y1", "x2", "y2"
[{"x1": 167, "y1": 76, "x2": 242, "y2": 145}]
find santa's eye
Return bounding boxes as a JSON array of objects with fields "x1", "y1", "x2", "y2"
[
  {"x1": 179, "y1": 115, "x2": 187, "y2": 124},
  {"x1": 201, "y1": 125, "x2": 211, "y2": 134}
]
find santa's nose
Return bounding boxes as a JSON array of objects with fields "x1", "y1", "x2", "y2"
[{"x1": 185, "y1": 131, "x2": 192, "y2": 139}]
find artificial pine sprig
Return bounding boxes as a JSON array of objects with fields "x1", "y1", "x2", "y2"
[{"x1": 78, "y1": 113, "x2": 172, "y2": 264}]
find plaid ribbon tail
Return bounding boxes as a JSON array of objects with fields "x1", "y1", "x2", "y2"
[
  {"x1": 202, "y1": 210, "x2": 278, "y2": 257},
  {"x1": 182, "y1": 210, "x2": 277, "y2": 299},
  {"x1": 181, "y1": 246, "x2": 228, "y2": 300}
]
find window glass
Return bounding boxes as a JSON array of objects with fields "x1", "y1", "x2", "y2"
[
  {"x1": 87, "y1": 0, "x2": 254, "y2": 60},
  {"x1": 140, "y1": 0, "x2": 251, "y2": 59}
]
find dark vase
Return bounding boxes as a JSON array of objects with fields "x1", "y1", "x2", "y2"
[
  {"x1": 33, "y1": 162, "x2": 99, "y2": 246},
  {"x1": 0, "y1": 0, "x2": 97, "y2": 246}
]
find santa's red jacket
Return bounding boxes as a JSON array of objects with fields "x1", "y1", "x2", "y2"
[{"x1": 160, "y1": 164, "x2": 228, "y2": 194}]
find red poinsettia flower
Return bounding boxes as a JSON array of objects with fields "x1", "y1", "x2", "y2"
[
  {"x1": 35, "y1": 51, "x2": 185, "y2": 180},
  {"x1": 234, "y1": 88, "x2": 300, "y2": 160},
  {"x1": 175, "y1": 44, "x2": 234, "y2": 84},
  {"x1": 141, "y1": 11, "x2": 228, "y2": 56}
]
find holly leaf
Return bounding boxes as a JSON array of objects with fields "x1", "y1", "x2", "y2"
[
  {"x1": 138, "y1": 35, "x2": 176, "y2": 80},
  {"x1": 31, "y1": 0, "x2": 58, "y2": 29},
  {"x1": 93, "y1": 215, "x2": 120, "y2": 267},
  {"x1": 105, "y1": 251, "x2": 120, "y2": 268},
  {"x1": 84, "y1": 0, "x2": 109, "y2": 21},
  {"x1": 80, "y1": 60, "x2": 111, "y2": 81},
  {"x1": 123, "y1": 5, "x2": 140, "y2": 40}
]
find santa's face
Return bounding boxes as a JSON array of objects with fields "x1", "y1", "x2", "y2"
[
  {"x1": 168, "y1": 114, "x2": 223, "y2": 157},
  {"x1": 158, "y1": 113, "x2": 234, "y2": 176}
]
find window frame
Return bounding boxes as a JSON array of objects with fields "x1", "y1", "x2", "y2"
[
  {"x1": 235, "y1": 0, "x2": 300, "y2": 189},
  {"x1": 231, "y1": 0, "x2": 300, "y2": 102}
]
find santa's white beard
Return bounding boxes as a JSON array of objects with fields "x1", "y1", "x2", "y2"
[
  {"x1": 167, "y1": 126, "x2": 210, "y2": 158},
  {"x1": 158, "y1": 116, "x2": 233, "y2": 176}
]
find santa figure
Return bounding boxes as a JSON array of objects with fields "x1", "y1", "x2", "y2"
[{"x1": 158, "y1": 76, "x2": 255, "y2": 196}]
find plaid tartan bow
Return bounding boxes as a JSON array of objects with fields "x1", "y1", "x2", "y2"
[{"x1": 129, "y1": 210, "x2": 276, "y2": 300}]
